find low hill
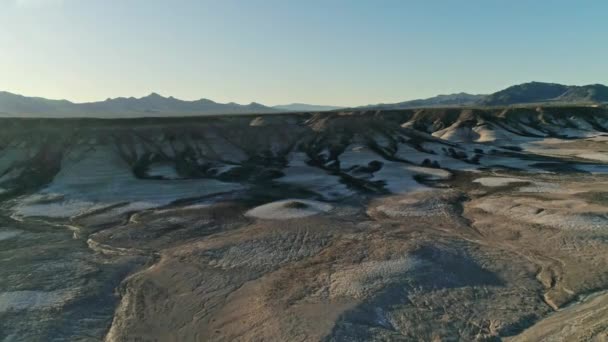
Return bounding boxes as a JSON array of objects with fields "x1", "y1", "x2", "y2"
[
  {"x1": 361, "y1": 92, "x2": 485, "y2": 110},
  {"x1": 362, "y1": 82, "x2": 608, "y2": 110},
  {"x1": 480, "y1": 82, "x2": 608, "y2": 106}
]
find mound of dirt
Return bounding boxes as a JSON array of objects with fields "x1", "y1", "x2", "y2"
[{"x1": 245, "y1": 199, "x2": 333, "y2": 219}]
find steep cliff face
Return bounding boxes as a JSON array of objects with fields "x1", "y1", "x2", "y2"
[{"x1": 1, "y1": 107, "x2": 608, "y2": 341}]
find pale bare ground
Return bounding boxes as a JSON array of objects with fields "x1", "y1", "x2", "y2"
[
  {"x1": 69, "y1": 153, "x2": 601, "y2": 342},
  {"x1": 2, "y1": 109, "x2": 608, "y2": 341},
  {"x1": 102, "y1": 171, "x2": 608, "y2": 341}
]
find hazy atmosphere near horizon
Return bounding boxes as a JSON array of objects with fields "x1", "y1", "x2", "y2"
[
  {"x1": 2, "y1": 1, "x2": 608, "y2": 342},
  {"x1": 0, "y1": 0, "x2": 607, "y2": 106}
]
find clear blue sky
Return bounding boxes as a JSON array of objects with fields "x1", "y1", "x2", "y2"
[{"x1": 0, "y1": 0, "x2": 606, "y2": 106}]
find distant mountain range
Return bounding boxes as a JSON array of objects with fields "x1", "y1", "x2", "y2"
[
  {"x1": 0, "y1": 82, "x2": 606, "y2": 117},
  {"x1": 0, "y1": 92, "x2": 277, "y2": 118},
  {"x1": 363, "y1": 82, "x2": 608, "y2": 110},
  {"x1": 360, "y1": 93, "x2": 486, "y2": 110},
  {"x1": 273, "y1": 103, "x2": 344, "y2": 112}
]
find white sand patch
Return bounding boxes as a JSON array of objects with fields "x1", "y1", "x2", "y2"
[
  {"x1": 473, "y1": 177, "x2": 584, "y2": 194},
  {"x1": 397, "y1": 143, "x2": 479, "y2": 172},
  {"x1": 0, "y1": 229, "x2": 23, "y2": 241},
  {"x1": 147, "y1": 163, "x2": 180, "y2": 179},
  {"x1": 370, "y1": 162, "x2": 429, "y2": 194},
  {"x1": 0, "y1": 290, "x2": 77, "y2": 312},
  {"x1": 11, "y1": 146, "x2": 244, "y2": 219},
  {"x1": 165, "y1": 203, "x2": 212, "y2": 211},
  {"x1": 577, "y1": 153, "x2": 608, "y2": 162},
  {"x1": 337, "y1": 146, "x2": 447, "y2": 192},
  {"x1": 249, "y1": 117, "x2": 266, "y2": 126},
  {"x1": 338, "y1": 145, "x2": 379, "y2": 170},
  {"x1": 404, "y1": 166, "x2": 451, "y2": 180},
  {"x1": 278, "y1": 153, "x2": 353, "y2": 200},
  {"x1": 13, "y1": 196, "x2": 107, "y2": 218},
  {"x1": 245, "y1": 199, "x2": 333, "y2": 220},
  {"x1": 473, "y1": 177, "x2": 528, "y2": 187}
]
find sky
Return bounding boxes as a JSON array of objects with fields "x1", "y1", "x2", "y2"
[{"x1": 0, "y1": 0, "x2": 607, "y2": 106}]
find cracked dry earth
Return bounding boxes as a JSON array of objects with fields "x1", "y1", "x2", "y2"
[{"x1": 1, "y1": 107, "x2": 608, "y2": 341}]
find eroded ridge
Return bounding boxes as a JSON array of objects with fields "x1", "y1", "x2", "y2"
[{"x1": 0, "y1": 107, "x2": 607, "y2": 341}]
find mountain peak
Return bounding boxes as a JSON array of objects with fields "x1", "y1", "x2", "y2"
[{"x1": 144, "y1": 92, "x2": 165, "y2": 99}]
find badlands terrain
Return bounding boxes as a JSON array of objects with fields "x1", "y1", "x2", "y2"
[{"x1": 1, "y1": 105, "x2": 608, "y2": 341}]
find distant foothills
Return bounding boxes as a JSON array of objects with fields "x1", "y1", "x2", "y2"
[{"x1": 0, "y1": 81, "x2": 607, "y2": 118}]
